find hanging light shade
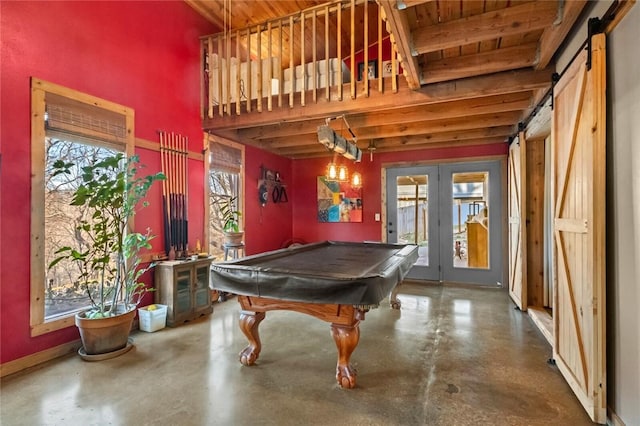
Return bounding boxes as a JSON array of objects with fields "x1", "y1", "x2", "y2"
[
  {"x1": 351, "y1": 171, "x2": 362, "y2": 188},
  {"x1": 338, "y1": 165, "x2": 349, "y2": 182},
  {"x1": 327, "y1": 162, "x2": 338, "y2": 180}
]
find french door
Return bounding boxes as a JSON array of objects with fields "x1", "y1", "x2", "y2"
[{"x1": 386, "y1": 160, "x2": 503, "y2": 285}]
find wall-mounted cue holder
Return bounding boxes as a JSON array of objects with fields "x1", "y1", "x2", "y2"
[
  {"x1": 159, "y1": 131, "x2": 189, "y2": 259},
  {"x1": 258, "y1": 164, "x2": 288, "y2": 206}
]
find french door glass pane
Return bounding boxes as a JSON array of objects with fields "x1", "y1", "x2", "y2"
[
  {"x1": 396, "y1": 175, "x2": 429, "y2": 267},
  {"x1": 452, "y1": 172, "x2": 490, "y2": 269}
]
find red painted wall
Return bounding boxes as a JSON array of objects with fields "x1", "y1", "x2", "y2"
[
  {"x1": 0, "y1": 1, "x2": 216, "y2": 363},
  {"x1": 291, "y1": 143, "x2": 508, "y2": 243},
  {"x1": 0, "y1": 1, "x2": 506, "y2": 367},
  {"x1": 243, "y1": 146, "x2": 293, "y2": 254}
]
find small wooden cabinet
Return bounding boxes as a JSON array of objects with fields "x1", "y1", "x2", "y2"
[{"x1": 154, "y1": 258, "x2": 214, "y2": 326}]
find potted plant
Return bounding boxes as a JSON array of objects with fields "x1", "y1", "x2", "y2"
[
  {"x1": 220, "y1": 196, "x2": 243, "y2": 245},
  {"x1": 48, "y1": 153, "x2": 164, "y2": 359}
]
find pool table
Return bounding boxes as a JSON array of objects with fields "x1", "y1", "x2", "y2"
[{"x1": 209, "y1": 240, "x2": 419, "y2": 388}]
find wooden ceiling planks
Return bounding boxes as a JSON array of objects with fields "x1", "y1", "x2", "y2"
[{"x1": 189, "y1": 0, "x2": 585, "y2": 158}]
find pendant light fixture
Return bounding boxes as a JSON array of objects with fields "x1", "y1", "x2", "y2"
[
  {"x1": 338, "y1": 164, "x2": 349, "y2": 182},
  {"x1": 351, "y1": 171, "x2": 362, "y2": 188}
]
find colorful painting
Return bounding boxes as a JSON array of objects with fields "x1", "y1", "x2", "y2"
[{"x1": 317, "y1": 176, "x2": 362, "y2": 223}]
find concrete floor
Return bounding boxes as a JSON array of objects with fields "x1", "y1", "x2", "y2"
[{"x1": 1, "y1": 283, "x2": 593, "y2": 425}]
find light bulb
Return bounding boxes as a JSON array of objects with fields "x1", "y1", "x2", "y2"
[
  {"x1": 352, "y1": 172, "x2": 362, "y2": 187},
  {"x1": 327, "y1": 163, "x2": 337, "y2": 180},
  {"x1": 338, "y1": 165, "x2": 348, "y2": 181}
]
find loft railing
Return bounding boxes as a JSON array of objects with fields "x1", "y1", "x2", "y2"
[{"x1": 200, "y1": 0, "x2": 399, "y2": 119}]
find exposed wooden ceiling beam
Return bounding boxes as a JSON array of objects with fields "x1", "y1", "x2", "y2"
[
  {"x1": 372, "y1": 138, "x2": 506, "y2": 153},
  {"x1": 536, "y1": 0, "x2": 588, "y2": 70},
  {"x1": 372, "y1": 126, "x2": 514, "y2": 147},
  {"x1": 349, "y1": 111, "x2": 522, "y2": 140},
  {"x1": 251, "y1": 111, "x2": 520, "y2": 147},
  {"x1": 204, "y1": 67, "x2": 553, "y2": 131},
  {"x1": 273, "y1": 126, "x2": 514, "y2": 155},
  {"x1": 422, "y1": 43, "x2": 539, "y2": 84},
  {"x1": 237, "y1": 92, "x2": 532, "y2": 141},
  {"x1": 412, "y1": 1, "x2": 558, "y2": 54},
  {"x1": 379, "y1": 0, "x2": 422, "y2": 89},
  {"x1": 284, "y1": 138, "x2": 506, "y2": 158}
]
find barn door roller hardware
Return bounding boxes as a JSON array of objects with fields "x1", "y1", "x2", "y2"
[{"x1": 587, "y1": 17, "x2": 604, "y2": 70}]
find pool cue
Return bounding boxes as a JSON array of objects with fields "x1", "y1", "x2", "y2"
[
  {"x1": 181, "y1": 135, "x2": 189, "y2": 254},
  {"x1": 169, "y1": 132, "x2": 178, "y2": 255},
  {"x1": 175, "y1": 133, "x2": 184, "y2": 254},
  {"x1": 160, "y1": 132, "x2": 171, "y2": 256}
]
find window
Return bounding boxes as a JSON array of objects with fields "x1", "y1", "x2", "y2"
[
  {"x1": 205, "y1": 136, "x2": 244, "y2": 259},
  {"x1": 30, "y1": 78, "x2": 134, "y2": 336}
]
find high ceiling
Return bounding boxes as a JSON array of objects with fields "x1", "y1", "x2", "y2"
[{"x1": 187, "y1": 0, "x2": 588, "y2": 158}]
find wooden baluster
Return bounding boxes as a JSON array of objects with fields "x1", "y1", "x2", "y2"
[
  {"x1": 246, "y1": 27, "x2": 252, "y2": 112},
  {"x1": 338, "y1": 4, "x2": 342, "y2": 101},
  {"x1": 392, "y1": 41, "x2": 398, "y2": 93},
  {"x1": 257, "y1": 24, "x2": 262, "y2": 113},
  {"x1": 364, "y1": 0, "x2": 369, "y2": 97},
  {"x1": 350, "y1": 0, "x2": 355, "y2": 100},
  {"x1": 225, "y1": 33, "x2": 232, "y2": 116},
  {"x1": 312, "y1": 9, "x2": 317, "y2": 104},
  {"x1": 207, "y1": 38, "x2": 214, "y2": 118},
  {"x1": 278, "y1": 19, "x2": 283, "y2": 108},
  {"x1": 217, "y1": 36, "x2": 223, "y2": 116},
  {"x1": 289, "y1": 16, "x2": 294, "y2": 108},
  {"x1": 301, "y1": 11, "x2": 305, "y2": 107},
  {"x1": 325, "y1": 5, "x2": 330, "y2": 101},
  {"x1": 378, "y1": 3, "x2": 383, "y2": 93},
  {"x1": 235, "y1": 30, "x2": 241, "y2": 115},
  {"x1": 267, "y1": 21, "x2": 273, "y2": 112}
]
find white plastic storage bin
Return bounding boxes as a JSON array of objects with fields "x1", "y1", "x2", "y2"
[{"x1": 138, "y1": 304, "x2": 167, "y2": 332}]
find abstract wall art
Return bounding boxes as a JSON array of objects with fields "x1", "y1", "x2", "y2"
[{"x1": 317, "y1": 176, "x2": 362, "y2": 223}]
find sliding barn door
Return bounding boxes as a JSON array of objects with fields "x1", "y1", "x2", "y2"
[
  {"x1": 508, "y1": 135, "x2": 526, "y2": 310},
  {"x1": 551, "y1": 33, "x2": 606, "y2": 424}
]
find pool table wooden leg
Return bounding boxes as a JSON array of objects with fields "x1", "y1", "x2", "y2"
[
  {"x1": 238, "y1": 311, "x2": 265, "y2": 366},
  {"x1": 330, "y1": 323, "x2": 360, "y2": 389}
]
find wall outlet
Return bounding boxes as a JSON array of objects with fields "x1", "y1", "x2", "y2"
[{"x1": 375, "y1": 213, "x2": 380, "y2": 221}]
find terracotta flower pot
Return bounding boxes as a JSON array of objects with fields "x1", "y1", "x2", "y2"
[{"x1": 75, "y1": 308, "x2": 136, "y2": 356}]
